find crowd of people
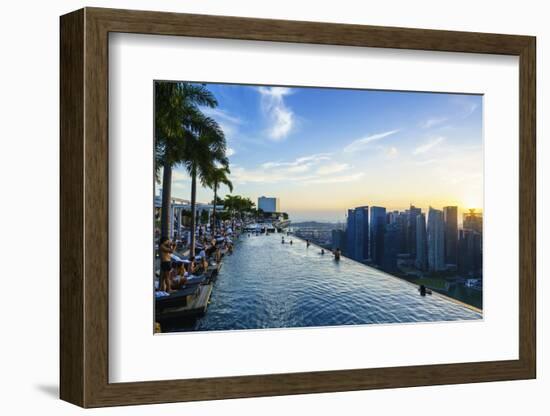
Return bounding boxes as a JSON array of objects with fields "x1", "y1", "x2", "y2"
[
  {"x1": 155, "y1": 223, "x2": 345, "y2": 297},
  {"x1": 156, "y1": 221, "x2": 237, "y2": 295}
]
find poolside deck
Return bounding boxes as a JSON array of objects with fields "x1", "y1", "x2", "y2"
[{"x1": 156, "y1": 283, "x2": 213, "y2": 321}]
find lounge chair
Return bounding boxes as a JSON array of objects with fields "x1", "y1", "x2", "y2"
[{"x1": 155, "y1": 285, "x2": 200, "y2": 310}]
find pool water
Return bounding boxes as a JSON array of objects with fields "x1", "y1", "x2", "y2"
[{"x1": 174, "y1": 232, "x2": 481, "y2": 332}]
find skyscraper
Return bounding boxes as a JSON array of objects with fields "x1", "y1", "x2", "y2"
[
  {"x1": 345, "y1": 209, "x2": 356, "y2": 259},
  {"x1": 443, "y1": 206, "x2": 458, "y2": 266},
  {"x1": 370, "y1": 206, "x2": 386, "y2": 266},
  {"x1": 387, "y1": 210, "x2": 400, "y2": 225},
  {"x1": 257, "y1": 196, "x2": 280, "y2": 213},
  {"x1": 463, "y1": 209, "x2": 483, "y2": 234},
  {"x1": 458, "y1": 229, "x2": 483, "y2": 277},
  {"x1": 415, "y1": 213, "x2": 428, "y2": 271},
  {"x1": 427, "y1": 207, "x2": 445, "y2": 272},
  {"x1": 345, "y1": 206, "x2": 369, "y2": 261},
  {"x1": 407, "y1": 205, "x2": 422, "y2": 258},
  {"x1": 396, "y1": 211, "x2": 409, "y2": 254},
  {"x1": 382, "y1": 222, "x2": 400, "y2": 273},
  {"x1": 355, "y1": 206, "x2": 369, "y2": 262},
  {"x1": 331, "y1": 229, "x2": 346, "y2": 253}
]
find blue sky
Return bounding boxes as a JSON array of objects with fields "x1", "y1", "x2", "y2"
[{"x1": 165, "y1": 82, "x2": 483, "y2": 222}]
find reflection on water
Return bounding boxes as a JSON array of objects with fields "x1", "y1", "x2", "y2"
[{"x1": 167, "y1": 232, "x2": 481, "y2": 332}]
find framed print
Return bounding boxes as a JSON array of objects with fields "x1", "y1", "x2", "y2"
[{"x1": 60, "y1": 7, "x2": 536, "y2": 408}]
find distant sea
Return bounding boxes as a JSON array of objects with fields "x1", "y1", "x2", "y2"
[{"x1": 287, "y1": 210, "x2": 346, "y2": 223}]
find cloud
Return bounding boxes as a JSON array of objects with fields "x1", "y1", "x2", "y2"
[
  {"x1": 420, "y1": 117, "x2": 447, "y2": 129},
  {"x1": 261, "y1": 153, "x2": 331, "y2": 170},
  {"x1": 414, "y1": 158, "x2": 437, "y2": 166},
  {"x1": 305, "y1": 172, "x2": 364, "y2": 184},
  {"x1": 413, "y1": 137, "x2": 445, "y2": 155},
  {"x1": 229, "y1": 165, "x2": 310, "y2": 184},
  {"x1": 343, "y1": 129, "x2": 400, "y2": 153},
  {"x1": 201, "y1": 107, "x2": 243, "y2": 125},
  {"x1": 464, "y1": 102, "x2": 479, "y2": 118},
  {"x1": 226, "y1": 147, "x2": 235, "y2": 157},
  {"x1": 235, "y1": 152, "x2": 332, "y2": 184},
  {"x1": 257, "y1": 87, "x2": 295, "y2": 140},
  {"x1": 230, "y1": 152, "x2": 362, "y2": 186},
  {"x1": 386, "y1": 146, "x2": 398, "y2": 158},
  {"x1": 449, "y1": 96, "x2": 481, "y2": 119},
  {"x1": 316, "y1": 162, "x2": 350, "y2": 175},
  {"x1": 199, "y1": 107, "x2": 244, "y2": 142}
]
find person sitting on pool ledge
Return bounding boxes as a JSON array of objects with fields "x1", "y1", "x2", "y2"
[
  {"x1": 333, "y1": 248, "x2": 341, "y2": 261},
  {"x1": 169, "y1": 261, "x2": 187, "y2": 290},
  {"x1": 188, "y1": 256, "x2": 198, "y2": 275},
  {"x1": 418, "y1": 284, "x2": 432, "y2": 296},
  {"x1": 159, "y1": 237, "x2": 175, "y2": 291},
  {"x1": 201, "y1": 253, "x2": 208, "y2": 271},
  {"x1": 194, "y1": 254, "x2": 208, "y2": 273}
]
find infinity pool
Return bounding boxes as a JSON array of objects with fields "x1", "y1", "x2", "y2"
[{"x1": 169, "y1": 232, "x2": 482, "y2": 332}]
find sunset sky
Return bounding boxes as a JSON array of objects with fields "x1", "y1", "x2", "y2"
[{"x1": 163, "y1": 83, "x2": 483, "y2": 223}]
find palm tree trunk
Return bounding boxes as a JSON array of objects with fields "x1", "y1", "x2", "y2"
[
  {"x1": 160, "y1": 160, "x2": 172, "y2": 240},
  {"x1": 189, "y1": 166, "x2": 197, "y2": 256},
  {"x1": 211, "y1": 182, "x2": 218, "y2": 234}
]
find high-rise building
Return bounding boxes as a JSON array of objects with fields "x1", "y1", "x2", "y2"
[
  {"x1": 443, "y1": 206, "x2": 458, "y2": 266},
  {"x1": 355, "y1": 206, "x2": 369, "y2": 261},
  {"x1": 387, "y1": 210, "x2": 400, "y2": 225},
  {"x1": 396, "y1": 211, "x2": 409, "y2": 254},
  {"x1": 345, "y1": 206, "x2": 369, "y2": 261},
  {"x1": 370, "y1": 206, "x2": 386, "y2": 266},
  {"x1": 415, "y1": 213, "x2": 428, "y2": 271},
  {"x1": 463, "y1": 209, "x2": 483, "y2": 234},
  {"x1": 407, "y1": 205, "x2": 422, "y2": 257},
  {"x1": 331, "y1": 229, "x2": 346, "y2": 252},
  {"x1": 427, "y1": 207, "x2": 445, "y2": 272},
  {"x1": 257, "y1": 196, "x2": 280, "y2": 213},
  {"x1": 382, "y1": 222, "x2": 400, "y2": 273},
  {"x1": 458, "y1": 229, "x2": 483, "y2": 277},
  {"x1": 345, "y1": 209, "x2": 356, "y2": 259}
]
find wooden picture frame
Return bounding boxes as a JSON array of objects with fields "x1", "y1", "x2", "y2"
[{"x1": 60, "y1": 7, "x2": 536, "y2": 408}]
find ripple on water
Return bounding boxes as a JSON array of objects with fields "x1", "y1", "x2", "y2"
[{"x1": 189, "y1": 233, "x2": 481, "y2": 332}]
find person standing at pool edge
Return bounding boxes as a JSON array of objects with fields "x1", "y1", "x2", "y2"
[
  {"x1": 334, "y1": 248, "x2": 341, "y2": 261},
  {"x1": 159, "y1": 237, "x2": 175, "y2": 291}
]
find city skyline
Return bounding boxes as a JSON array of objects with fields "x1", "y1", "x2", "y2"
[
  {"x1": 162, "y1": 83, "x2": 483, "y2": 222},
  {"x1": 330, "y1": 202, "x2": 482, "y2": 290}
]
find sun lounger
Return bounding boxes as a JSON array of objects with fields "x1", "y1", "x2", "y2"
[
  {"x1": 155, "y1": 285, "x2": 200, "y2": 309},
  {"x1": 186, "y1": 274, "x2": 207, "y2": 285}
]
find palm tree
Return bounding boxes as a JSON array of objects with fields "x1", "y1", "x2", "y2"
[
  {"x1": 205, "y1": 165, "x2": 233, "y2": 234},
  {"x1": 223, "y1": 195, "x2": 241, "y2": 220},
  {"x1": 155, "y1": 82, "x2": 218, "y2": 240},
  {"x1": 182, "y1": 113, "x2": 228, "y2": 255}
]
